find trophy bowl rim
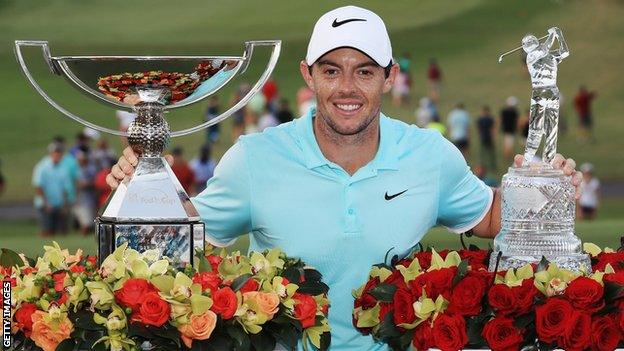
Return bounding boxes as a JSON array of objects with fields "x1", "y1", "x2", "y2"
[{"x1": 51, "y1": 55, "x2": 245, "y2": 111}]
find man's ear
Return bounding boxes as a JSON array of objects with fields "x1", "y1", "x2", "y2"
[
  {"x1": 382, "y1": 63, "x2": 400, "y2": 94},
  {"x1": 299, "y1": 60, "x2": 315, "y2": 92}
]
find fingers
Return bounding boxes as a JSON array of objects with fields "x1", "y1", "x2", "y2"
[
  {"x1": 118, "y1": 157, "x2": 134, "y2": 174},
  {"x1": 122, "y1": 147, "x2": 139, "y2": 167},
  {"x1": 572, "y1": 171, "x2": 583, "y2": 199},
  {"x1": 551, "y1": 154, "x2": 565, "y2": 169},
  {"x1": 562, "y1": 158, "x2": 576, "y2": 176},
  {"x1": 106, "y1": 173, "x2": 119, "y2": 190},
  {"x1": 513, "y1": 154, "x2": 524, "y2": 167},
  {"x1": 111, "y1": 164, "x2": 126, "y2": 180},
  {"x1": 164, "y1": 154, "x2": 174, "y2": 166}
]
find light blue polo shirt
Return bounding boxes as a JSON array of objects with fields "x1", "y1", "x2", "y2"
[{"x1": 191, "y1": 108, "x2": 492, "y2": 350}]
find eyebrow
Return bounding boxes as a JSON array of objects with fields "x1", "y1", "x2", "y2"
[{"x1": 316, "y1": 59, "x2": 378, "y2": 69}]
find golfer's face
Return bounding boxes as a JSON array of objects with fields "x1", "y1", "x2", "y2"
[{"x1": 302, "y1": 48, "x2": 394, "y2": 136}]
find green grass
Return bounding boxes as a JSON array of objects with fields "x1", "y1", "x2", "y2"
[
  {"x1": 0, "y1": 0, "x2": 623, "y2": 205},
  {"x1": 3, "y1": 199, "x2": 623, "y2": 259}
]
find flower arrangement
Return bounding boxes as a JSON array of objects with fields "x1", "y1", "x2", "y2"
[
  {"x1": 96, "y1": 60, "x2": 223, "y2": 103},
  {"x1": 0, "y1": 242, "x2": 331, "y2": 351},
  {"x1": 352, "y1": 244, "x2": 624, "y2": 351}
]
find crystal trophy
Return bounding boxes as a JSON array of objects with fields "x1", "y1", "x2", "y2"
[
  {"x1": 489, "y1": 27, "x2": 591, "y2": 272},
  {"x1": 15, "y1": 40, "x2": 281, "y2": 267}
]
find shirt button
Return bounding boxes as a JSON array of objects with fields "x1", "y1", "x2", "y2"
[{"x1": 348, "y1": 208, "x2": 354, "y2": 215}]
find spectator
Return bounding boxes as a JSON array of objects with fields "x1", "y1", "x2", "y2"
[
  {"x1": 33, "y1": 143, "x2": 74, "y2": 236},
  {"x1": 74, "y1": 151, "x2": 97, "y2": 235},
  {"x1": 415, "y1": 97, "x2": 434, "y2": 128},
  {"x1": 170, "y1": 147, "x2": 195, "y2": 195},
  {"x1": 573, "y1": 85, "x2": 596, "y2": 142},
  {"x1": 231, "y1": 84, "x2": 251, "y2": 142},
  {"x1": 427, "y1": 114, "x2": 447, "y2": 136},
  {"x1": 276, "y1": 98, "x2": 294, "y2": 124},
  {"x1": 34, "y1": 136, "x2": 79, "y2": 211},
  {"x1": 391, "y1": 65, "x2": 410, "y2": 107},
  {"x1": 258, "y1": 106, "x2": 279, "y2": 132},
  {"x1": 92, "y1": 138, "x2": 117, "y2": 172},
  {"x1": 476, "y1": 105, "x2": 496, "y2": 171},
  {"x1": 500, "y1": 96, "x2": 520, "y2": 160},
  {"x1": 69, "y1": 131, "x2": 91, "y2": 157},
  {"x1": 94, "y1": 159, "x2": 113, "y2": 211},
  {"x1": 427, "y1": 58, "x2": 442, "y2": 101},
  {"x1": 296, "y1": 85, "x2": 315, "y2": 116},
  {"x1": 261, "y1": 77, "x2": 279, "y2": 112},
  {"x1": 116, "y1": 94, "x2": 140, "y2": 146},
  {"x1": 447, "y1": 102, "x2": 470, "y2": 157},
  {"x1": 189, "y1": 144, "x2": 217, "y2": 194},
  {"x1": 518, "y1": 108, "x2": 530, "y2": 147},
  {"x1": 204, "y1": 95, "x2": 220, "y2": 143},
  {"x1": 0, "y1": 159, "x2": 4, "y2": 197},
  {"x1": 473, "y1": 164, "x2": 499, "y2": 187},
  {"x1": 578, "y1": 163, "x2": 600, "y2": 220}
]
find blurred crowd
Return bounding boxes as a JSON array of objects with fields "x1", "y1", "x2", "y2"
[{"x1": 25, "y1": 56, "x2": 601, "y2": 236}]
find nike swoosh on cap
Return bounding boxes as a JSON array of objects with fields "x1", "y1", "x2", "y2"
[{"x1": 332, "y1": 18, "x2": 366, "y2": 27}]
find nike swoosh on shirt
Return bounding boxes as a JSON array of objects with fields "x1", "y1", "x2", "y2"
[
  {"x1": 332, "y1": 18, "x2": 366, "y2": 27},
  {"x1": 385, "y1": 189, "x2": 408, "y2": 201}
]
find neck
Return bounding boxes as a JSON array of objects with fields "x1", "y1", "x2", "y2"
[{"x1": 312, "y1": 112, "x2": 380, "y2": 175}]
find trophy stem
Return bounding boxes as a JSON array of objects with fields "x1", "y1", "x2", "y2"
[{"x1": 127, "y1": 102, "x2": 170, "y2": 158}]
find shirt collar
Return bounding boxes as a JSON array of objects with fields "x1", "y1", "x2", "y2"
[{"x1": 295, "y1": 107, "x2": 400, "y2": 171}]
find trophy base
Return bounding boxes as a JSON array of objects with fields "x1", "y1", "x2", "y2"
[{"x1": 488, "y1": 251, "x2": 591, "y2": 272}]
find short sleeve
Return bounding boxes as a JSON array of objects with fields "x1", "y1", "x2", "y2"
[
  {"x1": 436, "y1": 137, "x2": 493, "y2": 233},
  {"x1": 191, "y1": 140, "x2": 252, "y2": 247},
  {"x1": 32, "y1": 160, "x2": 44, "y2": 187}
]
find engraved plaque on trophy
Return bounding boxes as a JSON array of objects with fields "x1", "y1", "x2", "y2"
[
  {"x1": 15, "y1": 40, "x2": 281, "y2": 267},
  {"x1": 489, "y1": 27, "x2": 591, "y2": 272}
]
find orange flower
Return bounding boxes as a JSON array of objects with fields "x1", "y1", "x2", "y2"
[
  {"x1": 244, "y1": 291, "x2": 280, "y2": 318},
  {"x1": 178, "y1": 311, "x2": 218, "y2": 348},
  {"x1": 30, "y1": 310, "x2": 73, "y2": 351}
]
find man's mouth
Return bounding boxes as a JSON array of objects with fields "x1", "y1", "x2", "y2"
[{"x1": 334, "y1": 103, "x2": 363, "y2": 112}]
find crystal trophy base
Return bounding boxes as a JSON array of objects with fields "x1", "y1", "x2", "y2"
[
  {"x1": 489, "y1": 162, "x2": 591, "y2": 272},
  {"x1": 96, "y1": 156, "x2": 205, "y2": 268}
]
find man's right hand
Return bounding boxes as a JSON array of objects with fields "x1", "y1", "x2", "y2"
[{"x1": 106, "y1": 147, "x2": 173, "y2": 189}]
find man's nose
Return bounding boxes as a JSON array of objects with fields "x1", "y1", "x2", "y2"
[{"x1": 337, "y1": 73, "x2": 358, "y2": 94}]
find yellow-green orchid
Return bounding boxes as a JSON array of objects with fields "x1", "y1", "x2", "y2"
[
  {"x1": 235, "y1": 295, "x2": 270, "y2": 334},
  {"x1": 85, "y1": 281, "x2": 115, "y2": 310},
  {"x1": 249, "y1": 249, "x2": 285, "y2": 281},
  {"x1": 494, "y1": 264, "x2": 535, "y2": 287},
  {"x1": 303, "y1": 318, "x2": 330, "y2": 350},
  {"x1": 93, "y1": 304, "x2": 127, "y2": 332},
  {"x1": 354, "y1": 303, "x2": 380, "y2": 329},
  {"x1": 396, "y1": 258, "x2": 423, "y2": 284},
  {"x1": 66, "y1": 276, "x2": 89, "y2": 312},
  {"x1": 397, "y1": 290, "x2": 448, "y2": 330},
  {"x1": 428, "y1": 249, "x2": 461, "y2": 271},
  {"x1": 534, "y1": 263, "x2": 580, "y2": 296},
  {"x1": 218, "y1": 253, "x2": 252, "y2": 282},
  {"x1": 369, "y1": 266, "x2": 393, "y2": 283}
]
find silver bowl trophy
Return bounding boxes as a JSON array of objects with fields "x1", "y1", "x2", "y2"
[
  {"x1": 15, "y1": 40, "x2": 281, "y2": 267},
  {"x1": 489, "y1": 27, "x2": 591, "y2": 272}
]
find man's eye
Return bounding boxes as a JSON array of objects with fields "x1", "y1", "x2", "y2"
[
  {"x1": 325, "y1": 69, "x2": 338, "y2": 75},
  {"x1": 358, "y1": 69, "x2": 373, "y2": 76}
]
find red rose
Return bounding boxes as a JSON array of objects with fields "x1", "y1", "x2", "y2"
[
  {"x1": 593, "y1": 252, "x2": 624, "y2": 272},
  {"x1": 206, "y1": 255, "x2": 222, "y2": 272},
  {"x1": 412, "y1": 322, "x2": 434, "y2": 351},
  {"x1": 362, "y1": 277, "x2": 380, "y2": 294},
  {"x1": 591, "y1": 315, "x2": 622, "y2": 351},
  {"x1": 458, "y1": 250, "x2": 490, "y2": 271},
  {"x1": 482, "y1": 317, "x2": 523, "y2": 351},
  {"x1": 86, "y1": 256, "x2": 98, "y2": 266},
  {"x1": 192, "y1": 272, "x2": 222, "y2": 293},
  {"x1": 239, "y1": 278, "x2": 260, "y2": 293},
  {"x1": 52, "y1": 272, "x2": 66, "y2": 292},
  {"x1": 358, "y1": 293, "x2": 377, "y2": 310},
  {"x1": 410, "y1": 268, "x2": 456, "y2": 300},
  {"x1": 384, "y1": 269, "x2": 407, "y2": 290},
  {"x1": 564, "y1": 276, "x2": 604, "y2": 312},
  {"x1": 134, "y1": 292, "x2": 170, "y2": 327},
  {"x1": 14, "y1": 302, "x2": 38, "y2": 337},
  {"x1": 447, "y1": 273, "x2": 488, "y2": 316},
  {"x1": 413, "y1": 252, "x2": 432, "y2": 269},
  {"x1": 431, "y1": 313, "x2": 468, "y2": 351},
  {"x1": 115, "y1": 278, "x2": 159, "y2": 311},
  {"x1": 56, "y1": 291, "x2": 69, "y2": 305},
  {"x1": 70, "y1": 264, "x2": 86, "y2": 273},
  {"x1": 513, "y1": 279, "x2": 540, "y2": 315},
  {"x1": 210, "y1": 287, "x2": 237, "y2": 320},
  {"x1": 604, "y1": 271, "x2": 624, "y2": 285},
  {"x1": 560, "y1": 310, "x2": 591, "y2": 351},
  {"x1": 379, "y1": 302, "x2": 393, "y2": 322},
  {"x1": 393, "y1": 288, "x2": 415, "y2": 326},
  {"x1": 293, "y1": 293, "x2": 317, "y2": 329},
  {"x1": 535, "y1": 298, "x2": 573, "y2": 343},
  {"x1": 488, "y1": 284, "x2": 516, "y2": 316},
  {"x1": 22, "y1": 267, "x2": 37, "y2": 275}
]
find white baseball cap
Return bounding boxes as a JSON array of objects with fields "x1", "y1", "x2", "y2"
[{"x1": 306, "y1": 6, "x2": 393, "y2": 67}]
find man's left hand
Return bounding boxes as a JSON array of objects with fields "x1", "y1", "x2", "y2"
[{"x1": 513, "y1": 154, "x2": 583, "y2": 199}]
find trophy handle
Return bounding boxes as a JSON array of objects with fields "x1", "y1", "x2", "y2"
[
  {"x1": 14, "y1": 40, "x2": 128, "y2": 137},
  {"x1": 170, "y1": 40, "x2": 281, "y2": 138}
]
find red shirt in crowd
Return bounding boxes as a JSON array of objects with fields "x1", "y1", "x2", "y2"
[
  {"x1": 574, "y1": 90, "x2": 595, "y2": 117},
  {"x1": 94, "y1": 168, "x2": 112, "y2": 209},
  {"x1": 428, "y1": 63, "x2": 441, "y2": 81},
  {"x1": 172, "y1": 162, "x2": 195, "y2": 195},
  {"x1": 262, "y1": 79, "x2": 278, "y2": 103}
]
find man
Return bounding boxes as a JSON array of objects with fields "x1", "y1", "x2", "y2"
[
  {"x1": 578, "y1": 163, "x2": 600, "y2": 220},
  {"x1": 447, "y1": 102, "x2": 470, "y2": 157},
  {"x1": 107, "y1": 6, "x2": 582, "y2": 350},
  {"x1": 33, "y1": 143, "x2": 74, "y2": 236},
  {"x1": 476, "y1": 105, "x2": 496, "y2": 171},
  {"x1": 573, "y1": 85, "x2": 596, "y2": 142},
  {"x1": 522, "y1": 27, "x2": 569, "y2": 164},
  {"x1": 189, "y1": 144, "x2": 217, "y2": 194},
  {"x1": 499, "y1": 96, "x2": 519, "y2": 161}
]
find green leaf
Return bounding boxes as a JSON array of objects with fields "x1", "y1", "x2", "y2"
[
  {"x1": 469, "y1": 244, "x2": 481, "y2": 251},
  {"x1": 368, "y1": 283, "x2": 397, "y2": 303},
  {"x1": 319, "y1": 332, "x2": 331, "y2": 351},
  {"x1": 452, "y1": 259, "x2": 470, "y2": 287},
  {"x1": 227, "y1": 324, "x2": 251, "y2": 351},
  {"x1": 466, "y1": 316, "x2": 487, "y2": 347},
  {"x1": 250, "y1": 331, "x2": 276, "y2": 351},
  {"x1": 231, "y1": 273, "x2": 253, "y2": 292},
  {"x1": 0, "y1": 248, "x2": 23, "y2": 268},
  {"x1": 55, "y1": 339, "x2": 76, "y2": 351},
  {"x1": 73, "y1": 311, "x2": 104, "y2": 331},
  {"x1": 604, "y1": 281, "x2": 624, "y2": 301},
  {"x1": 297, "y1": 281, "x2": 329, "y2": 295},
  {"x1": 198, "y1": 252, "x2": 212, "y2": 273},
  {"x1": 513, "y1": 313, "x2": 534, "y2": 329},
  {"x1": 536, "y1": 256, "x2": 550, "y2": 272},
  {"x1": 283, "y1": 267, "x2": 303, "y2": 284},
  {"x1": 272, "y1": 324, "x2": 298, "y2": 350},
  {"x1": 376, "y1": 312, "x2": 402, "y2": 339},
  {"x1": 303, "y1": 268, "x2": 322, "y2": 283}
]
